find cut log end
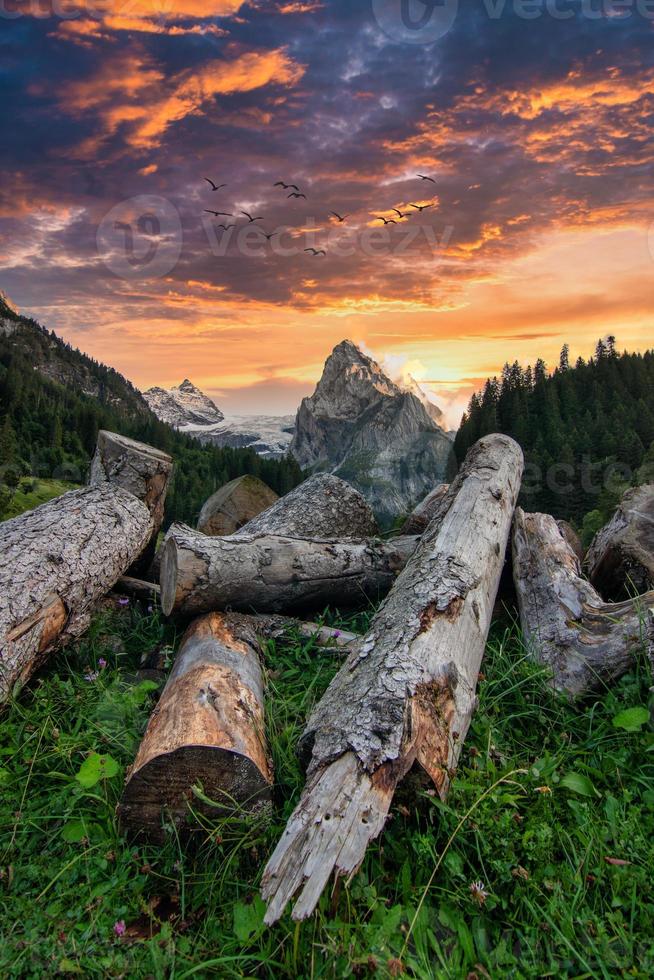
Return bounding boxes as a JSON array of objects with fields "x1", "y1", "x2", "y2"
[{"x1": 118, "y1": 745, "x2": 272, "y2": 841}]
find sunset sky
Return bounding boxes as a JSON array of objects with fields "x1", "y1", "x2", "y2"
[{"x1": 1, "y1": 0, "x2": 653, "y2": 426}]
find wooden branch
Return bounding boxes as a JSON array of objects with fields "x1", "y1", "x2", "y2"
[
  {"x1": 261, "y1": 434, "x2": 524, "y2": 923},
  {"x1": 512, "y1": 508, "x2": 654, "y2": 697},
  {"x1": 401, "y1": 484, "x2": 449, "y2": 535},
  {"x1": 160, "y1": 528, "x2": 417, "y2": 618},
  {"x1": 0, "y1": 485, "x2": 153, "y2": 704},
  {"x1": 251, "y1": 614, "x2": 359, "y2": 652},
  {"x1": 118, "y1": 612, "x2": 272, "y2": 840},
  {"x1": 586, "y1": 484, "x2": 654, "y2": 599},
  {"x1": 241, "y1": 474, "x2": 380, "y2": 539},
  {"x1": 89, "y1": 430, "x2": 173, "y2": 573},
  {"x1": 114, "y1": 577, "x2": 161, "y2": 602}
]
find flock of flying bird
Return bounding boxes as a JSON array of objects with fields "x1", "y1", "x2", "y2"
[{"x1": 202, "y1": 173, "x2": 438, "y2": 257}]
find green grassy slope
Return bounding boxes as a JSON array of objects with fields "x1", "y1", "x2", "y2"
[{"x1": 0, "y1": 602, "x2": 652, "y2": 978}]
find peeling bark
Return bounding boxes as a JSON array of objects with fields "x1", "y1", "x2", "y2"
[
  {"x1": 512, "y1": 508, "x2": 654, "y2": 697},
  {"x1": 89, "y1": 430, "x2": 173, "y2": 573},
  {"x1": 586, "y1": 484, "x2": 654, "y2": 599},
  {"x1": 0, "y1": 485, "x2": 153, "y2": 704},
  {"x1": 118, "y1": 612, "x2": 272, "y2": 840},
  {"x1": 261, "y1": 434, "x2": 524, "y2": 923},
  {"x1": 160, "y1": 527, "x2": 417, "y2": 618}
]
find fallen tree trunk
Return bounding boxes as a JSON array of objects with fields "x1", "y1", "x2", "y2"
[
  {"x1": 512, "y1": 509, "x2": 654, "y2": 697},
  {"x1": 89, "y1": 430, "x2": 173, "y2": 573},
  {"x1": 261, "y1": 434, "x2": 524, "y2": 923},
  {"x1": 241, "y1": 474, "x2": 380, "y2": 539},
  {"x1": 118, "y1": 612, "x2": 272, "y2": 840},
  {"x1": 0, "y1": 485, "x2": 153, "y2": 704},
  {"x1": 160, "y1": 528, "x2": 417, "y2": 618},
  {"x1": 586, "y1": 484, "x2": 654, "y2": 599},
  {"x1": 401, "y1": 483, "x2": 449, "y2": 535}
]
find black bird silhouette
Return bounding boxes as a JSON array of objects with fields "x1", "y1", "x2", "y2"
[
  {"x1": 376, "y1": 216, "x2": 397, "y2": 225},
  {"x1": 204, "y1": 178, "x2": 227, "y2": 191},
  {"x1": 288, "y1": 192, "x2": 307, "y2": 199},
  {"x1": 417, "y1": 174, "x2": 436, "y2": 183},
  {"x1": 204, "y1": 210, "x2": 234, "y2": 217},
  {"x1": 258, "y1": 230, "x2": 278, "y2": 240},
  {"x1": 304, "y1": 248, "x2": 326, "y2": 256},
  {"x1": 241, "y1": 210, "x2": 264, "y2": 222},
  {"x1": 329, "y1": 211, "x2": 349, "y2": 223},
  {"x1": 409, "y1": 202, "x2": 434, "y2": 213},
  {"x1": 216, "y1": 224, "x2": 235, "y2": 231},
  {"x1": 274, "y1": 181, "x2": 300, "y2": 191},
  {"x1": 392, "y1": 209, "x2": 410, "y2": 219}
]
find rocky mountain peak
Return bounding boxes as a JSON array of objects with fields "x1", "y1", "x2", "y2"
[
  {"x1": 143, "y1": 379, "x2": 224, "y2": 428},
  {"x1": 291, "y1": 339, "x2": 456, "y2": 525}
]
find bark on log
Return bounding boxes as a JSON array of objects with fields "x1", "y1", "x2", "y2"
[
  {"x1": 240, "y1": 474, "x2": 380, "y2": 539},
  {"x1": 512, "y1": 508, "x2": 654, "y2": 697},
  {"x1": 197, "y1": 476, "x2": 279, "y2": 537},
  {"x1": 0, "y1": 485, "x2": 154, "y2": 704},
  {"x1": 118, "y1": 612, "x2": 272, "y2": 839},
  {"x1": 160, "y1": 528, "x2": 417, "y2": 618},
  {"x1": 557, "y1": 520, "x2": 584, "y2": 565},
  {"x1": 586, "y1": 484, "x2": 654, "y2": 599},
  {"x1": 261, "y1": 434, "x2": 524, "y2": 923},
  {"x1": 89, "y1": 430, "x2": 173, "y2": 573},
  {"x1": 401, "y1": 484, "x2": 450, "y2": 535}
]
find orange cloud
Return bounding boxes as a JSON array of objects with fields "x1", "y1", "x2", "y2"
[{"x1": 59, "y1": 48, "x2": 305, "y2": 151}]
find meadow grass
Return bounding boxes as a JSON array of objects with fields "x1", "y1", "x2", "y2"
[{"x1": 0, "y1": 600, "x2": 652, "y2": 978}]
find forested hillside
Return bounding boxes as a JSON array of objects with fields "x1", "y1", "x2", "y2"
[
  {"x1": 455, "y1": 338, "x2": 654, "y2": 537},
  {"x1": 0, "y1": 296, "x2": 303, "y2": 526}
]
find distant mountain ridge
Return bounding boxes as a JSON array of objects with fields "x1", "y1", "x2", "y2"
[{"x1": 291, "y1": 340, "x2": 456, "y2": 524}]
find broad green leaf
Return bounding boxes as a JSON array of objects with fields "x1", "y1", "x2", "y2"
[
  {"x1": 233, "y1": 897, "x2": 266, "y2": 943},
  {"x1": 612, "y1": 707, "x2": 649, "y2": 732},
  {"x1": 61, "y1": 819, "x2": 88, "y2": 843},
  {"x1": 75, "y1": 753, "x2": 120, "y2": 788},
  {"x1": 560, "y1": 772, "x2": 599, "y2": 798}
]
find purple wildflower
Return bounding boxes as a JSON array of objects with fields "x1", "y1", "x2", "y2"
[
  {"x1": 118, "y1": 598, "x2": 130, "y2": 607},
  {"x1": 113, "y1": 920, "x2": 126, "y2": 937},
  {"x1": 98, "y1": 658, "x2": 107, "y2": 670},
  {"x1": 84, "y1": 671, "x2": 99, "y2": 682}
]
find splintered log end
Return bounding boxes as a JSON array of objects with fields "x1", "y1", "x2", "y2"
[
  {"x1": 90, "y1": 430, "x2": 173, "y2": 520},
  {"x1": 261, "y1": 753, "x2": 395, "y2": 925}
]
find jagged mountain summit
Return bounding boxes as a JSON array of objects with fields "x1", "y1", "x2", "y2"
[
  {"x1": 144, "y1": 379, "x2": 225, "y2": 428},
  {"x1": 291, "y1": 340, "x2": 456, "y2": 525}
]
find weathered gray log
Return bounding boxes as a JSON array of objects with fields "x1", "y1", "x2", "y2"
[
  {"x1": 197, "y1": 476, "x2": 279, "y2": 536},
  {"x1": 89, "y1": 430, "x2": 173, "y2": 573},
  {"x1": 241, "y1": 474, "x2": 379, "y2": 539},
  {"x1": 118, "y1": 612, "x2": 272, "y2": 840},
  {"x1": 401, "y1": 484, "x2": 449, "y2": 535},
  {"x1": 586, "y1": 484, "x2": 654, "y2": 599},
  {"x1": 114, "y1": 577, "x2": 161, "y2": 602},
  {"x1": 0, "y1": 485, "x2": 153, "y2": 704},
  {"x1": 261, "y1": 434, "x2": 524, "y2": 923},
  {"x1": 512, "y1": 508, "x2": 654, "y2": 697},
  {"x1": 160, "y1": 527, "x2": 417, "y2": 618}
]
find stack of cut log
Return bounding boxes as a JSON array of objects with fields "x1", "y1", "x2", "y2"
[{"x1": 3, "y1": 426, "x2": 654, "y2": 927}]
